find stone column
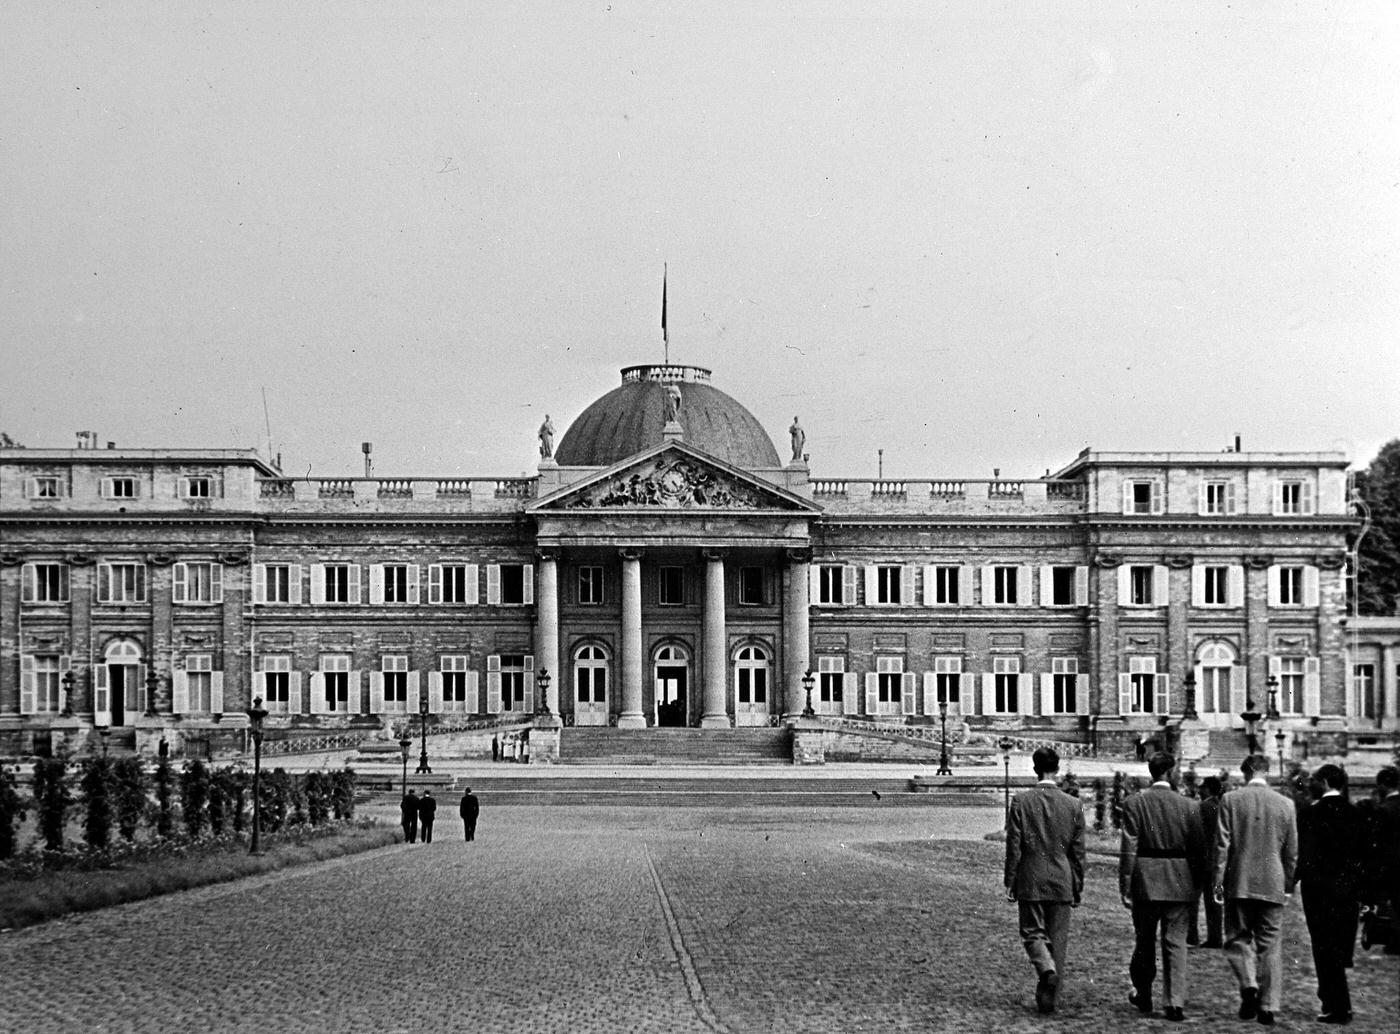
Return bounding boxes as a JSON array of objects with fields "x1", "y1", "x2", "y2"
[
  {"x1": 784, "y1": 549, "x2": 811, "y2": 716},
  {"x1": 701, "y1": 550, "x2": 729, "y2": 728},
  {"x1": 618, "y1": 550, "x2": 645, "y2": 728},
  {"x1": 535, "y1": 551, "x2": 560, "y2": 712}
]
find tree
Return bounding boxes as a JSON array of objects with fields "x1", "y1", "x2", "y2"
[{"x1": 1353, "y1": 439, "x2": 1400, "y2": 616}]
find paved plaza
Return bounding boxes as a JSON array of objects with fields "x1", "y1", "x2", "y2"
[{"x1": 1, "y1": 802, "x2": 1396, "y2": 1034}]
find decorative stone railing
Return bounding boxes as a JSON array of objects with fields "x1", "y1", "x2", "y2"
[
  {"x1": 317, "y1": 479, "x2": 355, "y2": 499},
  {"x1": 376, "y1": 479, "x2": 413, "y2": 499},
  {"x1": 260, "y1": 730, "x2": 375, "y2": 756},
  {"x1": 811, "y1": 480, "x2": 848, "y2": 496},
  {"x1": 870, "y1": 480, "x2": 907, "y2": 498},
  {"x1": 493, "y1": 478, "x2": 535, "y2": 499},
  {"x1": 1046, "y1": 480, "x2": 1086, "y2": 500},
  {"x1": 987, "y1": 480, "x2": 1023, "y2": 497},
  {"x1": 435, "y1": 479, "x2": 472, "y2": 498},
  {"x1": 929, "y1": 481, "x2": 965, "y2": 496}
]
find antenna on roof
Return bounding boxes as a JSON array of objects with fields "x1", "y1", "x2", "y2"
[
  {"x1": 261, "y1": 387, "x2": 275, "y2": 463},
  {"x1": 661, "y1": 263, "x2": 669, "y2": 366}
]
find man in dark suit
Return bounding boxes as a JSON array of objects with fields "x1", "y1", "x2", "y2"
[
  {"x1": 1190, "y1": 775, "x2": 1225, "y2": 949},
  {"x1": 1120, "y1": 752, "x2": 1205, "y2": 1022},
  {"x1": 400, "y1": 789, "x2": 419, "y2": 843},
  {"x1": 418, "y1": 789, "x2": 437, "y2": 843},
  {"x1": 1214, "y1": 754, "x2": 1298, "y2": 1026},
  {"x1": 460, "y1": 786, "x2": 479, "y2": 842},
  {"x1": 1004, "y1": 746, "x2": 1086, "y2": 1015},
  {"x1": 1371, "y1": 766, "x2": 1400, "y2": 953},
  {"x1": 1298, "y1": 763, "x2": 1364, "y2": 1024}
]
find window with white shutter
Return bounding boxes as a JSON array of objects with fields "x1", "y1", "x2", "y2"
[
  {"x1": 22, "y1": 562, "x2": 69, "y2": 603},
  {"x1": 816, "y1": 655, "x2": 846, "y2": 714}
]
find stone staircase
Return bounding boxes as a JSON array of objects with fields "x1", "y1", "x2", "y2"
[{"x1": 559, "y1": 727, "x2": 793, "y2": 766}]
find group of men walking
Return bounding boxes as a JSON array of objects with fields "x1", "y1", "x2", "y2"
[
  {"x1": 1005, "y1": 747, "x2": 1400, "y2": 1024},
  {"x1": 399, "y1": 787, "x2": 480, "y2": 843}
]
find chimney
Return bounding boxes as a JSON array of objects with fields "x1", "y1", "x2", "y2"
[
  {"x1": 106, "y1": 441, "x2": 116, "y2": 450},
  {"x1": 362, "y1": 442, "x2": 373, "y2": 478},
  {"x1": 993, "y1": 467, "x2": 1000, "y2": 479},
  {"x1": 1234, "y1": 434, "x2": 1242, "y2": 453}
]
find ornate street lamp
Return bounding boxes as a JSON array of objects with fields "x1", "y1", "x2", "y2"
[
  {"x1": 247, "y1": 696, "x2": 268, "y2": 855},
  {"x1": 61, "y1": 669, "x2": 75, "y2": 717},
  {"x1": 1274, "y1": 728, "x2": 1287, "y2": 781},
  {"x1": 1182, "y1": 672, "x2": 1198, "y2": 721},
  {"x1": 1239, "y1": 690, "x2": 1262, "y2": 757},
  {"x1": 398, "y1": 733, "x2": 412, "y2": 798},
  {"x1": 801, "y1": 669, "x2": 816, "y2": 718},
  {"x1": 535, "y1": 667, "x2": 552, "y2": 716},
  {"x1": 1266, "y1": 674, "x2": 1280, "y2": 721},
  {"x1": 415, "y1": 697, "x2": 432, "y2": 774},
  {"x1": 936, "y1": 699, "x2": 953, "y2": 776},
  {"x1": 96, "y1": 725, "x2": 110, "y2": 758},
  {"x1": 998, "y1": 735, "x2": 1015, "y2": 823}
]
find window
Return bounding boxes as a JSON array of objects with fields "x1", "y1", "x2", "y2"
[
  {"x1": 993, "y1": 656, "x2": 1021, "y2": 714},
  {"x1": 173, "y1": 561, "x2": 223, "y2": 604},
  {"x1": 29, "y1": 476, "x2": 59, "y2": 499},
  {"x1": 1276, "y1": 657, "x2": 1304, "y2": 714},
  {"x1": 925, "y1": 565, "x2": 961, "y2": 606},
  {"x1": 1046, "y1": 566, "x2": 1082, "y2": 607},
  {"x1": 430, "y1": 563, "x2": 478, "y2": 605},
  {"x1": 659, "y1": 566, "x2": 685, "y2": 606},
  {"x1": 104, "y1": 477, "x2": 138, "y2": 499},
  {"x1": 1120, "y1": 656, "x2": 1163, "y2": 715},
  {"x1": 320, "y1": 654, "x2": 351, "y2": 713},
  {"x1": 578, "y1": 566, "x2": 604, "y2": 605},
  {"x1": 1200, "y1": 480, "x2": 1237, "y2": 516},
  {"x1": 1050, "y1": 658, "x2": 1079, "y2": 714},
  {"x1": 97, "y1": 561, "x2": 147, "y2": 603},
  {"x1": 1194, "y1": 564, "x2": 1240, "y2": 608},
  {"x1": 874, "y1": 655, "x2": 903, "y2": 713},
  {"x1": 493, "y1": 654, "x2": 530, "y2": 712},
  {"x1": 869, "y1": 565, "x2": 906, "y2": 605},
  {"x1": 812, "y1": 565, "x2": 853, "y2": 606},
  {"x1": 317, "y1": 563, "x2": 359, "y2": 604},
  {"x1": 1273, "y1": 480, "x2": 1314, "y2": 516},
  {"x1": 22, "y1": 562, "x2": 69, "y2": 603},
  {"x1": 1123, "y1": 479, "x2": 1163, "y2": 515},
  {"x1": 373, "y1": 563, "x2": 417, "y2": 605},
  {"x1": 182, "y1": 476, "x2": 212, "y2": 499},
  {"x1": 184, "y1": 654, "x2": 213, "y2": 712},
  {"x1": 261, "y1": 656, "x2": 291, "y2": 713},
  {"x1": 23, "y1": 655, "x2": 64, "y2": 713},
  {"x1": 735, "y1": 646, "x2": 769, "y2": 705},
  {"x1": 933, "y1": 656, "x2": 962, "y2": 712},
  {"x1": 991, "y1": 566, "x2": 1019, "y2": 606},
  {"x1": 440, "y1": 655, "x2": 473, "y2": 713},
  {"x1": 816, "y1": 655, "x2": 846, "y2": 714},
  {"x1": 256, "y1": 563, "x2": 299, "y2": 604},
  {"x1": 379, "y1": 655, "x2": 409, "y2": 712},
  {"x1": 1353, "y1": 663, "x2": 1378, "y2": 721},
  {"x1": 574, "y1": 646, "x2": 608, "y2": 705},
  {"x1": 1129, "y1": 566, "x2": 1155, "y2": 606},
  {"x1": 1197, "y1": 642, "x2": 1235, "y2": 715},
  {"x1": 1119, "y1": 564, "x2": 1166, "y2": 608},
  {"x1": 738, "y1": 567, "x2": 764, "y2": 605},
  {"x1": 1275, "y1": 565, "x2": 1305, "y2": 606},
  {"x1": 487, "y1": 563, "x2": 533, "y2": 606}
]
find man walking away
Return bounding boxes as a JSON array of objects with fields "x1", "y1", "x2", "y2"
[
  {"x1": 400, "y1": 789, "x2": 419, "y2": 844},
  {"x1": 460, "y1": 786, "x2": 479, "y2": 842},
  {"x1": 1369, "y1": 765, "x2": 1400, "y2": 954},
  {"x1": 1299, "y1": 764, "x2": 1364, "y2": 1024},
  {"x1": 1004, "y1": 746, "x2": 1086, "y2": 1015},
  {"x1": 418, "y1": 789, "x2": 437, "y2": 844},
  {"x1": 1120, "y1": 752, "x2": 1205, "y2": 1022},
  {"x1": 1190, "y1": 775, "x2": 1225, "y2": 949},
  {"x1": 1214, "y1": 754, "x2": 1298, "y2": 1026}
]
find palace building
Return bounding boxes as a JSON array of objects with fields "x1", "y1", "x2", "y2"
[{"x1": 0, "y1": 362, "x2": 1386, "y2": 762}]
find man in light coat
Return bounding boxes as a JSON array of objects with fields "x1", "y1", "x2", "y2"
[
  {"x1": 1120, "y1": 752, "x2": 1205, "y2": 1022},
  {"x1": 1214, "y1": 754, "x2": 1299, "y2": 1027},
  {"x1": 1004, "y1": 746, "x2": 1086, "y2": 1015}
]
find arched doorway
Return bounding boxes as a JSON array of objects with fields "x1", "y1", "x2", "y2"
[
  {"x1": 1194, "y1": 640, "x2": 1242, "y2": 728},
  {"x1": 95, "y1": 639, "x2": 145, "y2": 727},
  {"x1": 653, "y1": 644, "x2": 689, "y2": 727},
  {"x1": 573, "y1": 644, "x2": 610, "y2": 727},
  {"x1": 733, "y1": 644, "x2": 770, "y2": 727}
]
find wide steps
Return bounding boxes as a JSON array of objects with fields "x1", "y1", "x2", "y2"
[{"x1": 561, "y1": 727, "x2": 791, "y2": 766}]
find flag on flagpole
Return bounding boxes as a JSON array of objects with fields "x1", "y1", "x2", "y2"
[{"x1": 661, "y1": 263, "x2": 669, "y2": 365}]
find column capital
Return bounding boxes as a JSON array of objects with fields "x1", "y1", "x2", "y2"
[
  {"x1": 702, "y1": 548, "x2": 727, "y2": 562},
  {"x1": 536, "y1": 548, "x2": 560, "y2": 564},
  {"x1": 618, "y1": 548, "x2": 644, "y2": 562},
  {"x1": 785, "y1": 547, "x2": 813, "y2": 565}
]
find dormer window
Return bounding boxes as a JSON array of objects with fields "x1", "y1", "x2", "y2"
[{"x1": 182, "y1": 476, "x2": 212, "y2": 499}]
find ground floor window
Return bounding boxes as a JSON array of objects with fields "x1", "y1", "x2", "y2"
[
  {"x1": 1051, "y1": 657, "x2": 1078, "y2": 714},
  {"x1": 441, "y1": 655, "x2": 471, "y2": 713},
  {"x1": 816, "y1": 655, "x2": 845, "y2": 713},
  {"x1": 735, "y1": 646, "x2": 768, "y2": 705},
  {"x1": 321, "y1": 654, "x2": 351, "y2": 712},
  {"x1": 575, "y1": 645, "x2": 608, "y2": 705},
  {"x1": 262, "y1": 656, "x2": 291, "y2": 713}
]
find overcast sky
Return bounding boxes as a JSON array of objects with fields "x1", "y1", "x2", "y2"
[{"x1": 2, "y1": 2, "x2": 1396, "y2": 480}]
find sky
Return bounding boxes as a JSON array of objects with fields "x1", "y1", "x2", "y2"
[{"x1": 2, "y1": 1, "x2": 1397, "y2": 480}]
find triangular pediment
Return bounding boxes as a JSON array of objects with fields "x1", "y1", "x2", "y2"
[{"x1": 530, "y1": 442, "x2": 818, "y2": 513}]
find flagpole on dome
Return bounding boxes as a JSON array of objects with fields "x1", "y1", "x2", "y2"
[{"x1": 661, "y1": 263, "x2": 669, "y2": 366}]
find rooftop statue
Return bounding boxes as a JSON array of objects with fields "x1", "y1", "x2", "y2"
[
  {"x1": 538, "y1": 415, "x2": 554, "y2": 460},
  {"x1": 789, "y1": 417, "x2": 805, "y2": 462},
  {"x1": 664, "y1": 384, "x2": 683, "y2": 425}
]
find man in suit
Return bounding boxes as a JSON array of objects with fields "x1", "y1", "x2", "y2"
[
  {"x1": 1120, "y1": 752, "x2": 1205, "y2": 1022},
  {"x1": 1371, "y1": 766, "x2": 1400, "y2": 953},
  {"x1": 1214, "y1": 754, "x2": 1299, "y2": 1026},
  {"x1": 418, "y1": 789, "x2": 437, "y2": 843},
  {"x1": 1298, "y1": 764, "x2": 1364, "y2": 1024},
  {"x1": 1190, "y1": 775, "x2": 1225, "y2": 949},
  {"x1": 460, "y1": 786, "x2": 479, "y2": 842},
  {"x1": 1004, "y1": 746, "x2": 1086, "y2": 1015},
  {"x1": 399, "y1": 789, "x2": 419, "y2": 844}
]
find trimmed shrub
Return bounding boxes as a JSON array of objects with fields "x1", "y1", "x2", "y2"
[
  {"x1": 331, "y1": 768, "x2": 357, "y2": 820},
  {"x1": 113, "y1": 757, "x2": 149, "y2": 842},
  {"x1": 0, "y1": 764, "x2": 26, "y2": 860},
  {"x1": 207, "y1": 770, "x2": 229, "y2": 835},
  {"x1": 304, "y1": 771, "x2": 330, "y2": 826},
  {"x1": 153, "y1": 756, "x2": 175, "y2": 838},
  {"x1": 180, "y1": 759, "x2": 211, "y2": 838},
  {"x1": 81, "y1": 757, "x2": 115, "y2": 850},
  {"x1": 32, "y1": 757, "x2": 71, "y2": 852}
]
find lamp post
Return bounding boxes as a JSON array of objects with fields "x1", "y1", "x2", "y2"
[
  {"x1": 1239, "y1": 686, "x2": 1262, "y2": 757},
  {"x1": 415, "y1": 697, "x2": 432, "y2": 774},
  {"x1": 801, "y1": 669, "x2": 816, "y2": 718},
  {"x1": 1266, "y1": 675, "x2": 1280, "y2": 721},
  {"x1": 97, "y1": 725, "x2": 110, "y2": 758},
  {"x1": 535, "y1": 667, "x2": 552, "y2": 716},
  {"x1": 1274, "y1": 728, "x2": 1287, "y2": 782},
  {"x1": 61, "y1": 669, "x2": 75, "y2": 717},
  {"x1": 247, "y1": 696, "x2": 268, "y2": 855},
  {"x1": 398, "y1": 734, "x2": 412, "y2": 798},
  {"x1": 1182, "y1": 672, "x2": 1198, "y2": 720},
  {"x1": 936, "y1": 699, "x2": 953, "y2": 776},
  {"x1": 998, "y1": 735, "x2": 1015, "y2": 824}
]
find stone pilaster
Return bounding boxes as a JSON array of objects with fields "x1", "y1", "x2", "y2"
[
  {"x1": 618, "y1": 549, "x2": 645, "y2": 728},
  {"x1": 783, "y1": 549, "x2": 811, "y2": 716},
  {"x1": 535, "y1": 550, "x2": 560, "y2": 712},
  {"x1": 701, "y1": 550, "x2": 728, "y2": 728}
]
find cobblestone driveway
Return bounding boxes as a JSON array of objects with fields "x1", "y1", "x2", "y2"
[{"x1": 1, "y1": 804, "x2": 1395, "y2": 1033}]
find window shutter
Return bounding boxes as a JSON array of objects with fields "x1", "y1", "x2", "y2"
[
  {"x1": 348, "y1": 670, "x2": 364, "y2": 714},
  {"x1": 1122, "y1": 481, "x2": 1134, "y2": 515},
  {"x1": 863, "y1": 566, "x2": 877, "y2": 606},
  {"x1": 253, "y1": 564, "x2": 267, "y2": 604},
  {"x1": 467, "y1": 670, "x2": 481, "y2": 714},
  {"x1": 210, "y1": 671, "x2": 224, "y2": 713},
  {"x1": 486, "y1": 655, "x2": 503, "y2": 713},
  {"x1": 56, "y1": 654, "x2": 71, "y2": 712},
  {"x1": 981, "y1": 566, "x2": 994, "y2": 606},
  {"x1": 172, "y1": 562, "x2": 188, "y2": 603},
  {"x1": 1014, "y1": 675, "x2": 1031, "y2": 715},
  {"x1": 1117, "y1": 565, "x2": 1131, "y2": 606},
  {"x1": 1154, "y1": 674, "x2": 1170, "y2": 715},
  {"x1": 407, "y1": 671, "x2": 421, "y2": 713},
  {"x1": 860, "y1": 673, "x2": 875, "y2": 715},
  {"x1": 1191, "y1": 565, "x2": 1205, "y2": 607},
  {"x1": 466, "y1": 564, "x2": 480, "y2": 605},
  {"x1": 522, "y1": 564, "x2": 535, "y2": 605},
  {"x1": 428, "y1": 671, "x2": 443, "y2": 712},
  {"x1": 1228, "y1": 565, "x2": 1244, "y2": 607},
  {"x1": 1269, "y1": 655, "x2": 1282, "y2": 688},
  {"x1": 369, "y1": 672, "x2": 384, "y2": 714},
  {"x1": 19, "y1": 655, "x2": 35, "y2": 715},
  {"x1": 1075, "y1": 675, "x2": 1090, "y2": 715},
  {"x1": 1150, "y1": 481, "x2": 1164, "y2": 515},
  {"x1": 1073, "y1": 566, "x2": 1088, "y2": 606},
  {"x1": 1229, "y1": 666, "x2": 1248, "y2": 718},
  {"x1": 1016, "y1": 566, "x2": 1032, "y2": 606},
  {"x1": 1303, "y1": 658, "x2": 1321, "y2": 716},
  {"x1": 841, "y1": 565, "x2": 857, "y2": 605},
  {"x1": 922, "y1": 672, "x2": 937, "y2": 715},
  {"x1": 981, "y1": 673, "x2": 996, "y2": 715},
  {"x1": 1041, "y1": 673, "x2": 1055, "y2": 716},
  {"x1": 210, "y1": 564, "x2": 223, "y2": 603},
  {"x1": 1153, "y1": 565, "x2": 1169, "y2": 607},
  {"x1": 1266, "y1": 566, "x2": 1280, "y2": 607},
  {"x1": 1118, "y1": 673, "x2": 1132, "y2": 715},
  {"x1": 1301, "y1": 481, "x2": 1315, "y2": 515},
  {"x1": 308, "y1": 672, "x2": 325, "y2": 715},
  {"x1": 901, "y1": 672, "x2": 917, "y2": 714},
  {"x1": 809, "y1": 566, "x2": 821, "y2": 606},
  {"x1": 134, "y1": 664, "x2": 146, "y2": 713},
  {"x1": 310, "y1": 564, "x2": 326, "y2": 604},
  {"x1": 94, "y1": 665, "x2": 111, "y2": 725},
  {"x1": 1038, "y1": 566, "x2": 1053, "y2": 606},
  {"x1": 922, "y1": 565, "x2": 936, "y2": 606},
  {"x1": 172, "y1": 669, "x2": 189, "y2": 714},
  {"x1": 429, "y1": 565, "x2": 443, "y2": 604},
  {"x1": 21, "y1": 564, "x2": 35, "y2": 603},
  {"x1": 347, "y1": 564, "x2": 361, "y2": 604},
  {"x1": 96, "y1": 563, "x2": 110, "y2": 602},
  {"x1": 407, "y1": 564, "x2": 421, "y2": 604},
  {"x1": 487, "y1": 565, "x2": 502, "y2": 605},
  {"x1": 1225, "y1": 482, "x2": 1238, "y2": 515},
  {"x1": 1197, "y1": 482, "x2": 1208, "y2": 516},
  {"x1": 1302, "y1": 565, "x2": 1320, "y2": 607},
  {"x1": 900, "y1": 566, "x2": 916, "y2": 606},
  {"x1": 1272, "y1": 481, "x2": 1284, "y2": 516},
  {"x1": 960, "y1": 673, "x2": 976, "y2": 715},
  {"x1": 841, "y1": 673, "x2": 858, "y2": 714},
  {"x1": 369, "y1": 564, "x2": 384, "y2": 605}
]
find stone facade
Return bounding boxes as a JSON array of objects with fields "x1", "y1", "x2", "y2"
[{"x1": 0, "y1": 364, "x2": 1380, "y2": 761}]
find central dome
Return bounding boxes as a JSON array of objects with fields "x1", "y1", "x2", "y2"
[{"x1": 555, "y1": 365, "x2": 781, "y2": 469}]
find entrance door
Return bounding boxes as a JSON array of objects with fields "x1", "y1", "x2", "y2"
[
  {"x1": 656, "y1": 666, "x2": 687, "y2": 727},
  {"x1": 734, "y1": 645, "x2": 770, "y2": 727},
  {"x1": 573, "y1": 645, "x2": 610, "y2": 727},
  {"x1": 98, "y1": 640, "x2": 145, "y2": 727}
]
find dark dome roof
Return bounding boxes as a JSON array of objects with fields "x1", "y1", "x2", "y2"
[{"x1": 556, "y1": 365, "x2": 781, "y2": 468}]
